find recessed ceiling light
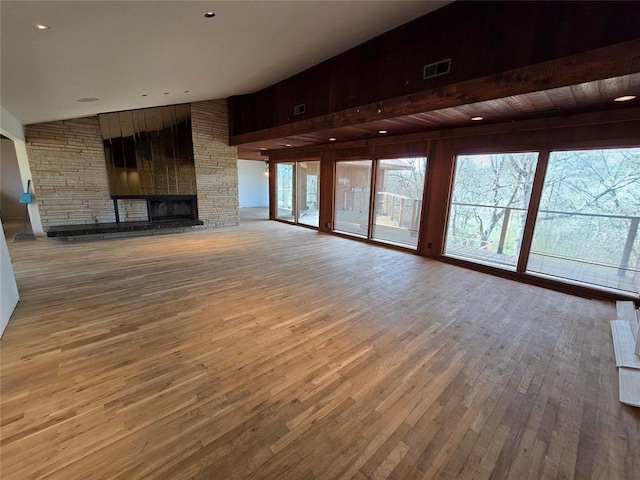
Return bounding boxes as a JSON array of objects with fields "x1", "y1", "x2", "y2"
[
  {"x1": 614, "y1": 95, "x2": 636, "y2": 102},
  {"x1": 36, "y1": 24, "x2": 49, "y2": 30},
  {"x1": 77, "y1": 97, "x2": 99, "y2": 103},
  {"x1": 259, "y1": 147, "x2": 267, "y2": 151},
  {"x1": 378, "y1": 130, "x2": 388, "y2": 134},
  {"x1": 470, "y1": 116, "x2": 484, "y2": 121},
  {"x1": 285, "y1": 144, "x2": 292, "y2": 147},
  {"x1": 204, "y1": 12, "x2": 216, "y2": 18},
  {"x1": 329, "y1": 137, "x2": 337, "y2": 141}
]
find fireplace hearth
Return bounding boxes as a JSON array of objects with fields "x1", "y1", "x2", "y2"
[{"x1": 46, "y1": 194, "x2": 203, "y2": 238}]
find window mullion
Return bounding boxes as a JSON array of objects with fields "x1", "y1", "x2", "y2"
[
  {"x1": 367, "y1": 159, "x2": 378, "y2": 240},
  {"x1": 293, "y1": 162, "x2": 298, "y2": 224},
  {"x1": 516, "y1": 149, "x2": 550, "y2": 273}
]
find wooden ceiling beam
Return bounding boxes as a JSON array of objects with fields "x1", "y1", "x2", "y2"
[
  {"x1": 231, "y1": 39, "x2": 640, "y2": 147},
  {"x1": 264, "y1": 106, "x2": 640, "y2": 161}
]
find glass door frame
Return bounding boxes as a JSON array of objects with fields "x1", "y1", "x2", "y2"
[
  {"x1": 332, "y1": 158, "x2": 375, "y2": 239},
  {"x1": 272, "y1": 158, "x2": 321, "y2": 229},
  {"x1": 275, "y1": 162, "x2": 295, "y2": 223},
  {"x1": 332, "y1": 154, "x2": 428, "y2": 250}
]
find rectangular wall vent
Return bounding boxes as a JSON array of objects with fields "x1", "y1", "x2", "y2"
[
  {"x1": 293, "y1": 104, "x2": 306, "y2": 115},
  {"x1": 423, "y1": 58, "x2": 451, "y2": 80}
]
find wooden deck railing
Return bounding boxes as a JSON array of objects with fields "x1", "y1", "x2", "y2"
[{"x1": 377, "y1": 192, "x2": 422, "y2": 232}]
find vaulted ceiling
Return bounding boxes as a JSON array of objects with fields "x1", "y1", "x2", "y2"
[
  {"x1": 0, "y1": 1, "x2": 449, "y2": 125},
  {"x1": 2, "y1": 1, "x2": 638, "y2": 162}
]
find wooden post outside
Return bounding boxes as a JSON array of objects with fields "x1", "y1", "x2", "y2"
[
  {"x1": 497, "y1": 208, "x2": 511, "y2": 254},
  {"x1": 391, "y1": 196, "x2": 396, "y2": 221},
  {"x1": 619, "y1": 217, "x2": 640, "y2": 276}
]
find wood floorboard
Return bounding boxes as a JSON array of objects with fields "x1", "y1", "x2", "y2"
[{"x1": 1, "y1": 216, "x2": 639, "y2": 479}]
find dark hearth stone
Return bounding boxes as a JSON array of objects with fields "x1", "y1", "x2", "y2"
[{"x1": 46, "y1": 219, "x2": 204, "y2": 238}]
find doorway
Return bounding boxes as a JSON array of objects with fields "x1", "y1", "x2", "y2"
[{"x1": 275, "y1": 160, "x2": 320, "y2": 228}]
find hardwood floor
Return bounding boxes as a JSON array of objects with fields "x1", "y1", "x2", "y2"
[{"x1": 1, "y1": 214, "x2": 639, "y2": 479}]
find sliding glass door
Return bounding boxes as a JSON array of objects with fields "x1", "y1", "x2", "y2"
[
  {"x1": 275, "y1": 160, "x2": 321, "y2": 227},
  {"x1": 334, "y1": 160, "x2": 373, "y2": 237},
  {"x1": 372, "y1": 158, "x2": 427, "y2": 248},
  {"x1": 276, "y1": 162, "x2": 295, "y2": 222},
  {"x1": 333, "y1": 157, "x2": 427, "y2": 248},
  {"x1": 297, "y1": 161, "x2": 320, "y2": 227}
]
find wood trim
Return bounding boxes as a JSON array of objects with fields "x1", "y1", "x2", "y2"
[
  {"x1": 420, "y1": 139, "x2": 456, "y2": 257},
  {"x1": 264, "y1": 151, "x2": 323, "y2": 162},
  {"x1": 516, "y1": 149, "x2": 550, "y2": 273},
  {"x1": 318, "y1": 150, "x2": 336, "y2": 232},
  {"x1": 415, "y1": 141, "x2": 432, "y2": 256},
  {"x1": 231, "y1": 39, "x2": 640, "y2": 146},
  {"x1": 268, "y1": 160, "x2": 276, "y2": 220},
  {"x1": 438, "y1": 254, "x2": 639, "y2": 303},
  {"x1": 257, "y1": 107, "x2": 640, "y2": 160}
]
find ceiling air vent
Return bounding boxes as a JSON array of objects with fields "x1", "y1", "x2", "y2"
[
  {"x1": 423, "y1": 58, "x2": 451, "y2": 80},
  {"x1": 293, "y1": 104, "x2": 306, "y2": 116}
]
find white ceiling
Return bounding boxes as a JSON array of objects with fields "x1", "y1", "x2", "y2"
[{"x1": 0, "y1": 0, "x2": 450, "y2": 126}]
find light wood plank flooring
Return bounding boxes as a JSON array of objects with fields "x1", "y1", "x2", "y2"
[{"x1": 2, "y1": 213, "x2": 639, "y2": 479}]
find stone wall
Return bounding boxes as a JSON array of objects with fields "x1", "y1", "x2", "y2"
[
  {"x1": 24, "y1": 117, "x2": 115, "y2": 229},
  {"x1": 191, "y1": 100, "x2": 239, "y2": 227},
  {"x1": 24, "y1": 101, "x2": 239, "y2": 230},
  {"x1": 116, "y1": 199, "x2": 148, "y2": 222}
]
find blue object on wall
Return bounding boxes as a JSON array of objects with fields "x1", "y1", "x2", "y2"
[
  {"x1": 19, "y1": 192, "x2": 33, "y2": 204},
  {"x1": 19, "y1": 179, "x2": 34, "y2": 204}
]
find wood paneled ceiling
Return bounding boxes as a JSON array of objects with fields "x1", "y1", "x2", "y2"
[{"x1": 236, "y1": 73, "x2": 640, "y2": 160}]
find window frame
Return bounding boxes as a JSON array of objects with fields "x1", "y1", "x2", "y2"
[
  {"x1": 332, "y1": 154, "x2": 429, "y2": 250},
  {"x1": 443, "y1": 149, "x2": 544, "y2": 271},
  {"x1": 272, "y1": 157, "x2": 321, "y2": 230},
  {"x1": 443, "y1": 142, "x2": 640, "y2": 296}
]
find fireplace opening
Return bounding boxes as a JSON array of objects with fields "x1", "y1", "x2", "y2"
[{"x1": 149, "y1": 198, "x2": 197, "y2": 221}]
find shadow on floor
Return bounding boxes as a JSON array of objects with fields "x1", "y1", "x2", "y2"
[{"x1": 2, "y1": 218, "x2": 33, "y2": 241}]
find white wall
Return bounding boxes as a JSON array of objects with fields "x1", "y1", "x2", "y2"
[
  {"x1": 1, "y1": 105, "x2": 44, "y2": 235},
  {"x1": 0, "y1": 219, "x2": 20, "y2": 338},
  {"x1": 0, "y1": 106, "x2": 23, "y2": 337},
  {"x1": 1, "y1": 105, "x2": 25, "y2": 142},
  {"x1": 1, "y1": 138, "x2": 25, "y2": 220},
  {"x1": 238, "y1": 159, "x2": 269, "y2": 207}
]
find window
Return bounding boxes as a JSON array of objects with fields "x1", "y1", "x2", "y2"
[
  {"x1": 527, "y1": 148, "x2": 640, "y2": 294},
  {"x1": 276, "y1": 162, "x2": 295, "y2": 222},
  {"x1": 297, "y1": 161, "x2": 320, "y2": 227},
  {"x1": 334, "y1": 157, "x2": 427, "y2": 249},
  {"x1": 444, "y1": 152, "x2": 539, "y2": 269},
  {"x1": 275, "y1": 160, "x2": 321, "y2": 227},
  {"x1": 372, "y1": 158, "x2": 427, "y2": 248},
  {"x1": 334, "y1": 160, "x2": 372, "y2": 237}
]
